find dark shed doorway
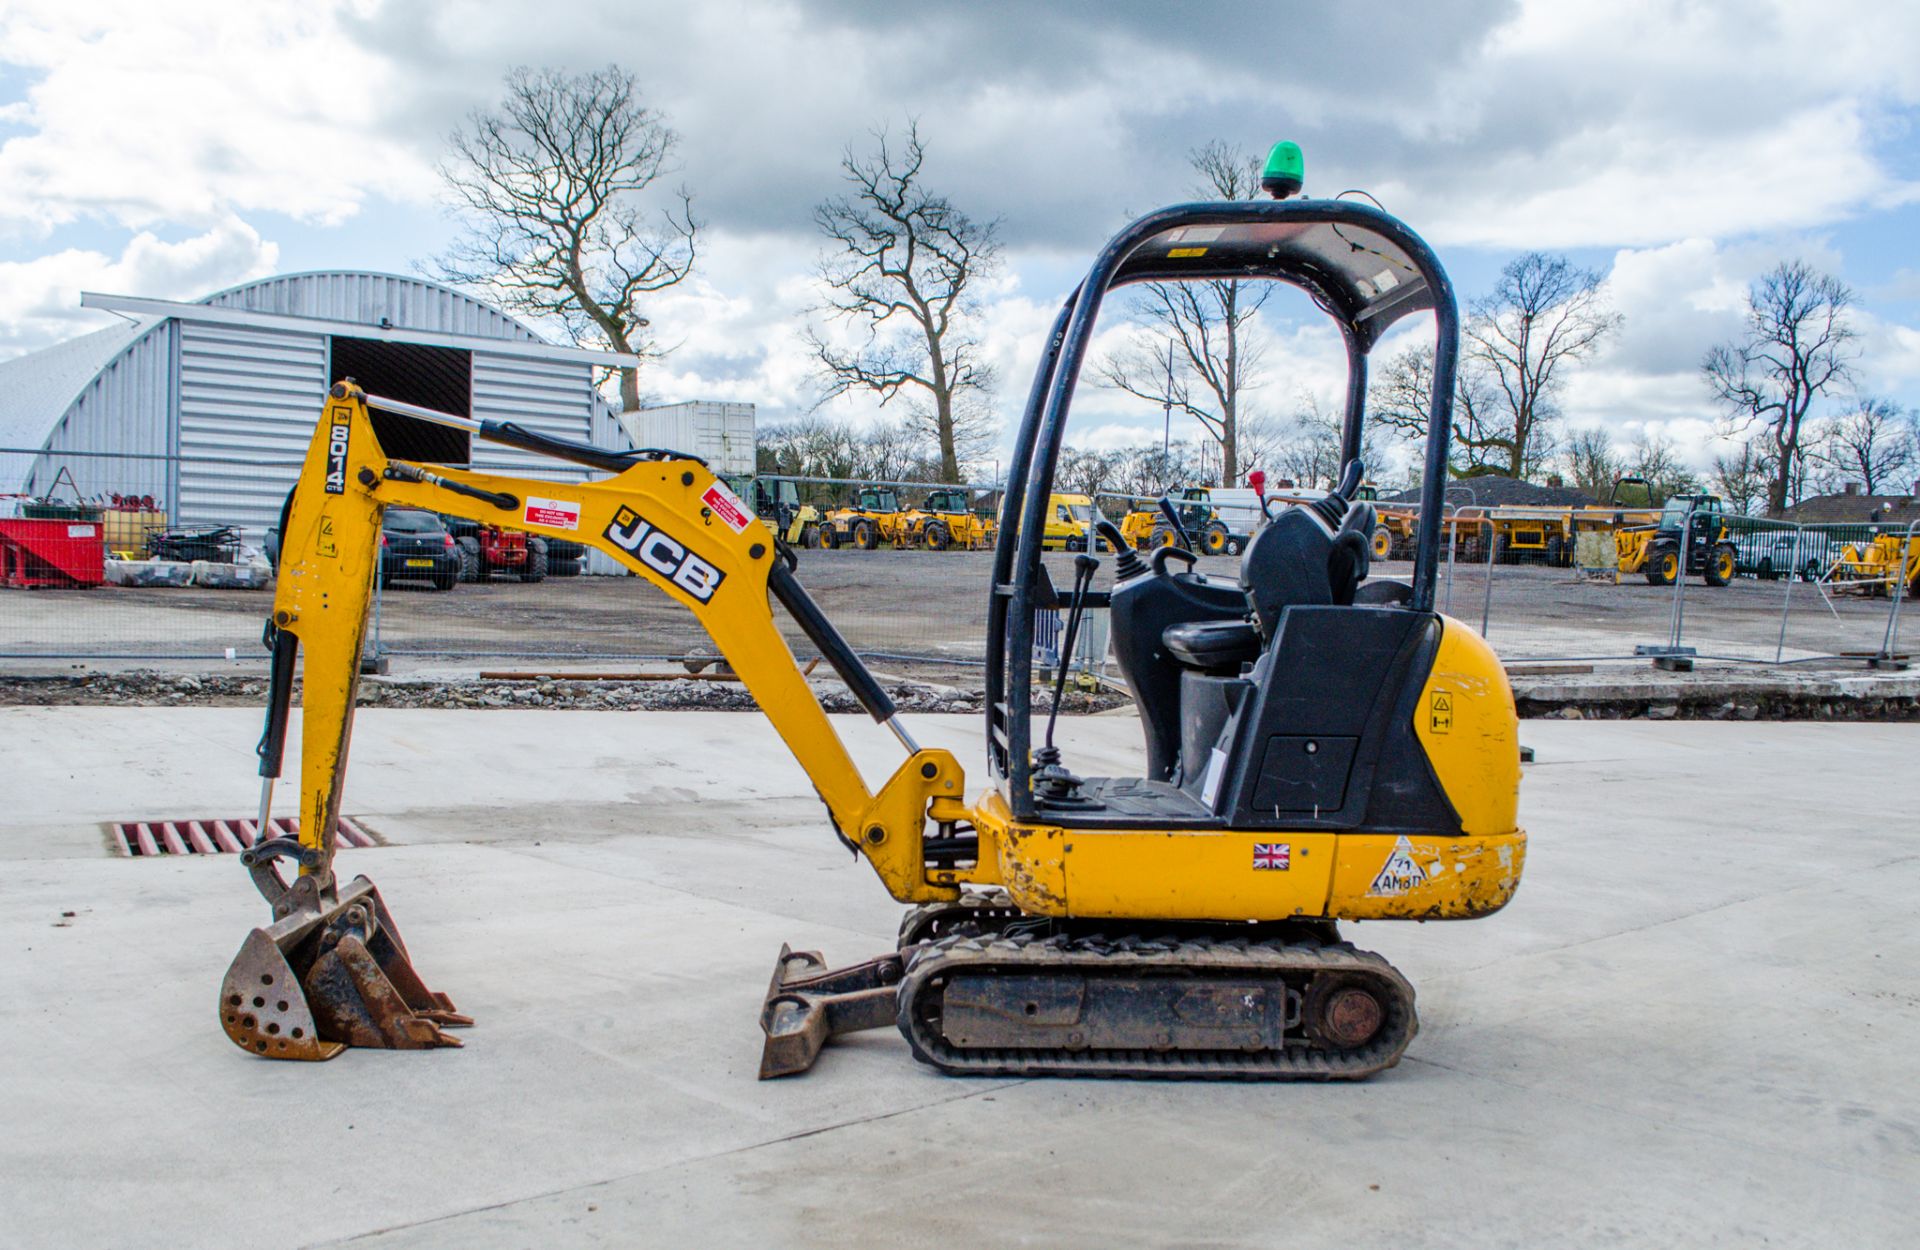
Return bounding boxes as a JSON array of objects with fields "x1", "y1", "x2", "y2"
[{"x1": 328, "y1": 337, "x2": 474, "y2": 464}]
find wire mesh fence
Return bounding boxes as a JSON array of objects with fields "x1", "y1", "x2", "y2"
[{"x1": 2, "y1": 449, "x2": 1914, "y2": 676}]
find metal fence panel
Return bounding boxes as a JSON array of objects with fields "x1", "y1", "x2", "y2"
[{"x1": 2, "y1": 454, "x2": 1913, "y2": 676}]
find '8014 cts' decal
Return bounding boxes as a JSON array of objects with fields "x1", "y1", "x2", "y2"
[
  {"x1": 323, "y1": 407, "x2": 351, "y2": 494},
  {"x1": 603, "y1": 507, "x2": 725, "y2": 602}
]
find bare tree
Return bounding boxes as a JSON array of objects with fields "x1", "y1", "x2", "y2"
[
  {"x1": 1367, "y1": 341, "x2": 1508, "y2": 477},
  {"x1": 1711, "y1": 437, "x2": 1773, "y2": 515},
  {"x1": 1562, "y1": 425, "x2": 1625, "y2": 499},
  {"x1": 1108, "y1": 442, "x2": 1205, "y2": 498},
  {"x1": 1624, "y1": 433, "x2": 1701, "y2": 505},
  {"x1": 1808, "y1": 396, "x2": 1915, "y2": 495},
  {"x1": 754, "y1": 412, "x2": 944, "y2": 502},
  {"x1": 1056, "y1": 447, "x2": 1120, "y2": 498},
  {"x1": 1097, "y1": 142, "x2": 1270, "y2": 485},
  {"x1": 1703, "y1": 260, "x2": 1857, "y2": 514},
  {"x1": 806, "y1": 122, "x2": 999, "y2": 483},
  {"x1": 435, "y1": 65, "x2": 697, "y2": 412},
  {"x1": 1465, "y1": 252, "x2": 1622, "y2": 479},
  {"x1": 1256, "y1": 394, "x2": 1379, "y2": 491}
]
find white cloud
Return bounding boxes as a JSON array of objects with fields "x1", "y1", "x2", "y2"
[
  {"x1": 1391, "y1": 0, "x2": 1920, "y2": 247},
  {"x1": 1558, "y1": 234, "x2": 1910, "y2": 469},
  {"x1": 0, "y1": 0, "x2": 1916, "y2": 476},
  {"x1": 0, "y1": 0, "x2": 432, "y2": 235},
  {"x1": 0, "y1": 217, "x2": 278, "y2": 357}
]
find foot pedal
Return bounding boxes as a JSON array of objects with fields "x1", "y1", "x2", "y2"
[
  {"x1": 757, "y1": 944, "x2": 903, "y2": 1078},
  {"x1": 220, "y1": 875, "x2": 469, "y2": 1060}
]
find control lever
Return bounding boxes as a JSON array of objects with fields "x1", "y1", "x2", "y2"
[
  {"x1": 1033, "y1": 554, "x2": 1099, "y2": 802},
  {"x1": 1150, "y1": 545, "x2": 1198, "y2": 578},
  {"x1": 1093, "y1": 520, "x2": 1142, "y2": 579},
  {"x1": 1335, "y1": 458, "x2": 1364, "y2": 500},
  {"x1": 1328, "y1": 499, "x2": 1376, "y2": 605}
]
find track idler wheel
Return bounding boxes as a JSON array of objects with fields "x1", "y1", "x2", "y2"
[{"x1": 1304, "y1": 975, "x2": 1385, "y2": 1049}]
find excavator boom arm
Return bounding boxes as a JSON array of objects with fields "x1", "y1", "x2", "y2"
[{"x1": 263, "y1": 384, "x2": 965, "y2": 905}]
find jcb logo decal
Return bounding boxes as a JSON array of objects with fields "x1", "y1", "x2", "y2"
[
  {"x1": 604, "y1": 507, "x2": 725, "y2": 603},
  {"x1": 323, "y1": 408, "x2": 351, "y2": 495}
]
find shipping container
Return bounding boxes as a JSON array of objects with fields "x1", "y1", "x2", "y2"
[{"x1": 620, "y1": 401, "x2": 756, "y2": 476}]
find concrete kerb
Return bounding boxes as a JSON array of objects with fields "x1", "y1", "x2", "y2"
[{"x1": 1512, "y1": 667, "x2": 1920, "y2": 721}]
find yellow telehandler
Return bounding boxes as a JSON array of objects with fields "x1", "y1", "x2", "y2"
[{"x1": 221, "y1": 145, "x2": 1526, "y2": 1079}]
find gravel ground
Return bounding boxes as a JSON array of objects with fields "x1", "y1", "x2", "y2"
[
  {"x1": 0, "y1": 669, "x2": 1132, "y2": 716},
  {"x1": 2, "y1": 664, "x2": 1912, "y2": 722}
]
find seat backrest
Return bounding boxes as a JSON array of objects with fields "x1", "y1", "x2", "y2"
[
  {"x1": 1238, "y1": 497, "x2": 1376, "y2": 636},
  {"x1": 1239, "y1": 508, "x2": 1334, "y2": 636}
]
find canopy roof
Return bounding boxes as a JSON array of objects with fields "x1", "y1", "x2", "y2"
[{"x1": 1110, "y1": 204, "x2": 1437, "y2": 349}]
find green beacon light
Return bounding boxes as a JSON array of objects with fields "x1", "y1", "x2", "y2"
[{"x1": 1261, "y1": 141, "x2": 1304, "y2": 200}]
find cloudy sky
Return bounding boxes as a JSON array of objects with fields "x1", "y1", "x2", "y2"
[{"x1": 3, "y1": 0, "x2": 1918, "y2": 479}]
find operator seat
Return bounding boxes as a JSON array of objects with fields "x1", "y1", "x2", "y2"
[{"x1": 1161, "y1": 488, "x2": 1379, "y2": 674}]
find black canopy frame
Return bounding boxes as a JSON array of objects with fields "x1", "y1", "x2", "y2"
[{"x1": 984, "y1": 198, "x2": 1461, "y2": 805}]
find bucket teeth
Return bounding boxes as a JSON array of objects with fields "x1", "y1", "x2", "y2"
[
  {"x1": 218, "y1": 875, "x2": 465, "y2": 1060},
  {"x1": 305, "y1": 933, "x2": 467, "y2": 1050}
]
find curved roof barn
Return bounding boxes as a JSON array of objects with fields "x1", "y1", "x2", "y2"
[{"x1": 0, "y1": 271, "x2": 633, "y2": 535}]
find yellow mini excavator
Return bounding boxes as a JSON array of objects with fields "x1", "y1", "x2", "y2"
[{"x1": 220, "y1": 143, "x2": 1526, "y2": 1079}]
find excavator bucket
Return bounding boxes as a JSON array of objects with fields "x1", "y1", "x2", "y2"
[{"x1": 219, "y1": 874, "x2": 470, "y2": 1061}]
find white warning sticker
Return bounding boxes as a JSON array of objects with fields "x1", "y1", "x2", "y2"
[
  {"x1": 1200, "y1": 747, "x2": 1229, "y2": 807},
  {"x1": 523, "y1": 496, "x2": 581, "y2": 532},
  {"x1": 701, "y1": 481, "x2": 753, "y2": 533},
  {"x1": 1368, "y1": 836, "x2": 1428, "y2": 897}
]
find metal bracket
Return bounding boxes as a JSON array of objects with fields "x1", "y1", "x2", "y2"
[{"x1": 757, "y1": 945, "x2": 903, "y2": 1078}]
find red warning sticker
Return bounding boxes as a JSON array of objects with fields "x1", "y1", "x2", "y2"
[
  {"x1": 702, "y1": 481, "x2": 753, "y2": 533},
  {"x1": 523, "y1": 496, "x2": 581, "y2": 531}
]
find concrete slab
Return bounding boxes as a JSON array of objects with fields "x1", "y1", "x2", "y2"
[{"x1": 1, "y1": 709, "x2": 1915, "y2": 1248}]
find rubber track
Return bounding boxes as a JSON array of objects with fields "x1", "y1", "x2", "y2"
[{"x1": 897, "y1": 929, "x2": 1417, "y2": 1080}]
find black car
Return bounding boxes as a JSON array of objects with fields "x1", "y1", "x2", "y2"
[{"x1": 379, "y1": 508, "x2": 460, "y2": 590}]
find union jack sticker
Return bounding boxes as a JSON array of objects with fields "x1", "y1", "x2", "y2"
[{"x1": 1252, "y1": 843, "x2": 1291, "y2": 871}]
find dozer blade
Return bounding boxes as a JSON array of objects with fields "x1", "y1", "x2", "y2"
[
  {"x1": 220, "y1": 875, "x2": 469, "y2": 1061},
  {"x1": 757, "y1": 944, "x2": 903, "y2": 1079}
]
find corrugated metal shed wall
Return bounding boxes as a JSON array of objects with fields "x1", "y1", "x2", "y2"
[
  {"x1": 176, "y1": 323, "x2": 327, "y2": 531},
  {"x1": 26, "y1": 321, "x2": 176, "y2": 506},
  {"x1": 470, "y1": 355, "x2": 598, "y2": 484},
  {"x1": 179, "y1": 274, "x2": 604, "y2": 535},
  {"x1": 10, "y1": 274, "x2": 640, "y2": 546},
  {"x1": 204, "y1": 272, "x2": 542, "y2": 343}
]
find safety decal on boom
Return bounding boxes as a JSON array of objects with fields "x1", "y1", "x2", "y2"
[
  {"x1": 523, "y1": 497, "x2": 581, "y2": 531},
  {"x1": 701, "y1": 481, "x2": 753, "y2": 533},
  {"x1": 1367, "y1": 836, "x2": 1427, "y2": 896},
  {"x1": 603, "y1": 507, "x2": 726, "y2": 603},
  {"x1": 1429, "y1": 690, "x2": 1453, "y2": 734}
]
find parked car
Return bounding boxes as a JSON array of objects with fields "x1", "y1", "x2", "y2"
[
  {"x1": 379, "y1": 508, "x2": 460, "y2": 590},
  {"x1": 544, "y1": 537, "x2": 586, "y2": 576},
  {"x1": 1730, "y1": 529, "x2": 1832, "y2": 582}
]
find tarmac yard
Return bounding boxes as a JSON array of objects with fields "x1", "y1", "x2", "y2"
[
  {"x1": 2, "y1": 707, "x2": 1916, "y2": 1248},
  {"x1": 0, "y1": 551, "x2": 1907, "y2": 668}
]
